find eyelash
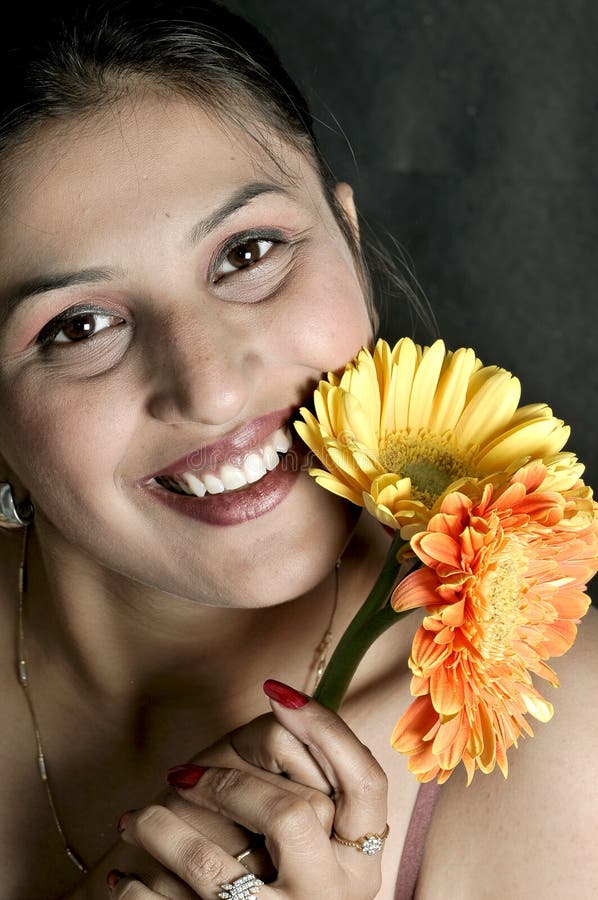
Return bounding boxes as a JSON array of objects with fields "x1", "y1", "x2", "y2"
[
  {"x1": 211, "y1": 228, "x2": 287, "y2": 281},
  {"x1": 36, "y1": 304, "x2": 125, "y2": 350},
  {"x1": 35, "y1": 229, "x2": 289, "y2": 350}
]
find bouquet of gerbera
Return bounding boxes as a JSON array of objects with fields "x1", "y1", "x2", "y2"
[{"x1": 295, "y1": 338, "x2": 598, "y2": 785}]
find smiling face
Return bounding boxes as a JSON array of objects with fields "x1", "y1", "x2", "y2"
[{"x1": 0, "y1": 93, "x2": 374, "y2": 607}]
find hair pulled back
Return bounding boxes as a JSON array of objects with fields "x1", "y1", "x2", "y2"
[
  {"x1": 0, "y1": 0, "x2": 430, "y2": 330},
  {"x1": 2, "y1": 2, "x2": 363, "y2": 253}
]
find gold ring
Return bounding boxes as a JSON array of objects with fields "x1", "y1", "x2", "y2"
[
  {"x1": 233, "y1": 834, "x2": 264, "y2": 867},
  {"x1": 332, "y1": 823, "x2": 390, "y2": 855},
  {"x1": 234, "y1": 845, "x2": 255, "y2": 864}
]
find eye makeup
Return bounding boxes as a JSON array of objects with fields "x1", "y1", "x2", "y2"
[
  {"x1": 36, "y1": 303, "x2": 126, "y2": 350},
  {"x1": 210, "y1": 227, "x2": 290, "y2": 282},
  {"x1": 7, "y1": 210, "x2": 309, "y2": 358}
]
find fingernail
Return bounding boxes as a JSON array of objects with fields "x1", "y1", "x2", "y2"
[
  {"x1": 107, "y1": 868, "x2": 126, "y2": 889},
  {"x1": 166, "y1": 763, "x2": 208, "y2": 789},
  {"x1": 263, "y1": 679, "x2": 310, "y2": 709},
  {"x1": 117, "y1": 810, "x2": 133, "y2": 833}
]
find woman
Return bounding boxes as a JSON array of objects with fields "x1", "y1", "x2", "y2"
[{"x1": 0, "y1": 2, "x2": 596, "y2": 898}]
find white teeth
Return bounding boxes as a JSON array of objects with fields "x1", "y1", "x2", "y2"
[
  {"x1": 272, "y1": 427, "x2": 292, "y2": 453},
  {"x1": 203, "y1": 473, "x2": 225, "y2": 494},
  {"x1": 219, "y1": 464, "x2": 248, "y2": 491},
  {"x1": 155, "y1": 423, "x2": 293, "y2": 498},
  {"x1": 244, "y1": 452, "x2": 267, "y2": 483},
  {"x1": 263, "y1": 444, "x2": 280, "y2": 471},
  {"x1": 182, "y1": 472, "x2": 207, "y2": 497}
]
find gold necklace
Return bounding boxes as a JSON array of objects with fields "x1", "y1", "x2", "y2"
[
  {"x1": 16, "y1": 523, "x2": 340, "y2": 876},
  {"x1": 16, "y1": 524, "x2": 88, "y2": 874},
  {"x1": 302, "y1": 556, "x2": 340, "y2": 694}
]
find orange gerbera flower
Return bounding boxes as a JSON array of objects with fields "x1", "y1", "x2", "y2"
[{"x1": 390, "y1": 461, "x2": 598, "y2": 784}]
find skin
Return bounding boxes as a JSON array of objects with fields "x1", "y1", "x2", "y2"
[{"x1": 0, "y1": 90, "x2": 596, "y2": 899}]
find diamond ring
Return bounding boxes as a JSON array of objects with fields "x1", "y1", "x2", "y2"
[
  {"x1": 332, "y1": 822, "x2": 390, "y2": 855},
  {"x1": 218, "y1": 872, "x2": 264, "y2": 899}
]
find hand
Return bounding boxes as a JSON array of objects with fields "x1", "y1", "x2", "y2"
[
  {"x1": 109, "y1": 680, "x2": 389, "y2": 899},
  {"x1": 58, "y1": 686, "x2": 341, "y2": 899}
]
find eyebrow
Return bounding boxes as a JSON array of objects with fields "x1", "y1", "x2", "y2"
[
  {"x1": 185, "y1": 181, "x2": 291, "y2": 245},
  {"x1": 0, "y1": 180, "x2": 292, "y2": 328}
]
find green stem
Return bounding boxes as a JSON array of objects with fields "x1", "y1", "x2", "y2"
[
  {"x1": 344, "y1": 530, "x2": 406, "y2": 629},
  {"x1": 313, "y1": 531, "x2": 408, "y2": 712}
]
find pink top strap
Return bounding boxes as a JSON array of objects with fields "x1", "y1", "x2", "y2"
[{"x1": 394, "y1": 780, "x2": 441, "y2": 900}]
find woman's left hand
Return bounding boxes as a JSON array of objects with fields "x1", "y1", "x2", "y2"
[{"x1": 111, "y1": 680, "x2": 389, "y2": 899}]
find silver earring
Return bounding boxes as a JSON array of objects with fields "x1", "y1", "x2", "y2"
[{"x1": 0, "y1": 482, "x2": 34, "y2": 529}]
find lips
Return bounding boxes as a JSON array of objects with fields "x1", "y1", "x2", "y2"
[
  {"x1": 142, "y1": 406, "x2": 296, "y2": 482},
  {"x1": 136, "y1": 404, "x2": 316, "y2": 525},
  {"x1": 143, "y1": 456, "x2": 301, "y2": 526}
]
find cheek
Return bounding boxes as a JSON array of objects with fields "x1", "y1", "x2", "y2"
[
  {"x1": 267, "y1": 257, "x2": 373, "y2": 374},
  {"x1": 0, "y1": 375, "x2": 134, "y2": 517}
]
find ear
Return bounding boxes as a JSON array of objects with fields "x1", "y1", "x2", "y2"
[
  {"x1": 334, "y1": 182, "x2": 360, "y2": 240},
  {"x1": 0, "y1": 461, "x2": 30, "y2": 504}
]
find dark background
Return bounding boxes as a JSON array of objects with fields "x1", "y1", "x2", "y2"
[{"x1": 223, "y1": 0, "x2": 598, "y2": 490}]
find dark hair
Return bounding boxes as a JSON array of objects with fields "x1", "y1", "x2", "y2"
[{"x1": 0, "y1": 0, "x2": 432, "y2": 332}]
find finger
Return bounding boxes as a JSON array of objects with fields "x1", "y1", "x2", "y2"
[
  {"x1": 162, "y1": 796, "x2": 250, "y2": 853},
  {"x1": 263, "y1": 681, "x2": 388, "y2": 860},
  {"x1": 228, "y1": 712, "x2": 333, "y2": 794},
  {"x1": 171, "y1": 748, "x2": 335, "y2": 832},
  {"x1": 108, "y1": 871, "x2": 161, "y2": 898},
  {"x1": 119, "y1": 804, "x2": 274, "y2": 899},
  {"x1": 110, "y1": 858, "x2": 201, "y2": 899},
  {"x1": 164, "y1": 795, "x2": 276, "y2": 881},
  {"x1": 168, "y1": 765, "x2": 336, "y2": 883}
]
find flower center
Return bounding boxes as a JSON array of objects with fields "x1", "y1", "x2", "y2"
[
  {"x1": 378, "y1": 429, "x2": 477, "y2": 506},
  {"x1": 479, "y1": 540, "x2": 528, "y2": 661}
]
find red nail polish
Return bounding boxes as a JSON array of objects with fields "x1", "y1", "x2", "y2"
[
  {"x1": 166, "y1": 763, "x2": 208, "y2": 788},
  {"x1": 107, "y1": 868, "x2": 126, "y2": 889},
  {"x1": 263, "y1": 679, "x2": 310, "y2": 709},
  {"x1": 117, "y1": 810, "x2": 132, "y2": 833}
]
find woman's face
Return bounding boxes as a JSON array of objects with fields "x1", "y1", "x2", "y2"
[{"x1": 0, "y1": 93, "x2": 373, "y2": 607}]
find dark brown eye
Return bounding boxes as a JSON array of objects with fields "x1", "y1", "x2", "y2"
[
  {"x1": 216, "y1": 238, "x2": 274, "y2": 276},
  {"x1": 38, "y1": 311, "x2": 125, "y2": 347},
  {"x1": 228, "y1": 240, "x2": 263, "y2": 267},
  {"x1": 60, "y1": 314, "x2": 97, "y2": 342}
]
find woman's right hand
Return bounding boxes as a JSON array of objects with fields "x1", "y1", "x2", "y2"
[{"x1": 62, "y1": 681, "x2": 389, "y2": 899}]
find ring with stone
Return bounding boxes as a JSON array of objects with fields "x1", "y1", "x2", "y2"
[
  {"x1": 332, "y1": 822, "x2": 390, "y2": 855},
  {"x1": 217, "y1": 872, "x2": 264, "y2": 899}
]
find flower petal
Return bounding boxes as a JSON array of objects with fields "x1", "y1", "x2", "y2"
[
  {"x1": 312, "y1": 472, "x2": 362, "y2": 505},
  {"x1": 475, "y1": 418, "x2": 570, "y2": 472},
  {"x1": 456, "y1": 370, "x2": 521, "y2": 446},
  {"x1": 392, "y1": 338, "x2": 418, "y2": 429},
  {"x1": 429, "y1": 347, "x2": 479, "y2": 433},
  {"x1": 391, "y1": 567, "x2": 442, "y2": 612},
  {"x1": 433, "y1": 710, "x2": 470, "y2": 769},
  {"x1": 415, "y1": 532, "x2": 462, "y2": 568},
  {"x1": 408, "y1": 340, "x2": 446, "y2": 430},
  {"x1": 430, "y1": 664, "x2": 465, "y2": 715}
]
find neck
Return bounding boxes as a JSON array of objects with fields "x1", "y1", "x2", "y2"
[{"x1": 20, "y1": 514, "x2": 389, "y2": 722}]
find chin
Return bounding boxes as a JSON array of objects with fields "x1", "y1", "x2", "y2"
[
  {"x1": 34, "y1": 470, "x2": 360, "y2": 611},
  {"x1": 175, "y1": 481, "x2": 360, "y2": 609}
]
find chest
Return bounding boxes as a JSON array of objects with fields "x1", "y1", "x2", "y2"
[{"x1": 0, "y1": 678, "x2": 230, "y2": 898}]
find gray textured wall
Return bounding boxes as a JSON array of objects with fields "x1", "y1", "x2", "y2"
[{"x1": 224, "y1": 0, "x2": 598, "y2": 490}]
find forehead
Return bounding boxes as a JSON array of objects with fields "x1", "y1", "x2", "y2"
[{"x1": 0, "y1": 93, "x2": 318, "y2": 271}]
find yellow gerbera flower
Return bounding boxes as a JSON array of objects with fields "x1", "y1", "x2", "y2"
[{"x1": 295, "y1": 338, "x2": 580, "y2": 533}]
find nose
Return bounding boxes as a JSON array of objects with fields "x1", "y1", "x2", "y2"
[{"x1": 145, "y1": 311, "x2": 262, "y2": 427}]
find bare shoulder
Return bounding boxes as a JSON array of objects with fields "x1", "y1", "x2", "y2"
[{"x1": 418, "y1": 606, "x2": 598, "y2": 899}]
